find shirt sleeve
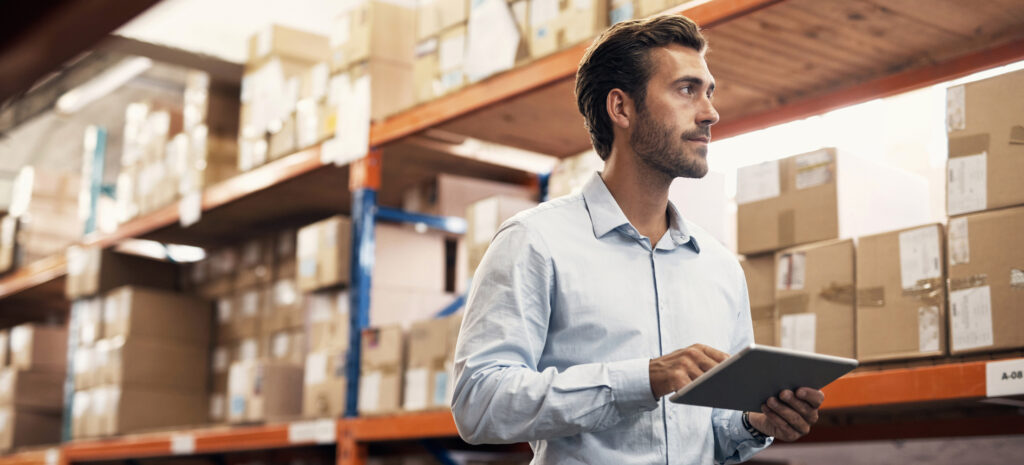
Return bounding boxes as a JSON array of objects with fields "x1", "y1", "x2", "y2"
[
  {"x1": 713, "y1": 266, "x2": 773, "y2": 464},
  {"x1": 451, "y1": 221, "x2": 660, "y2": 445}
]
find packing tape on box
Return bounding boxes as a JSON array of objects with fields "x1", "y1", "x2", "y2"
[
  {"x1": 949, "y1": 273, "x2": 988, "y2": 292},
  {"x1": 948, "y1": 133, "x2": 989, "y2": 158},
  {"x1": 819, "y1": 282, "x2": 855, "y2": 305},
  {"x1": 856, "y1": 287, "x2": 885, "y2": 307},
  {"x1": 902, "y1": 277, "x2": 945, "y2": 305},
  {"x1": 776, "y1": 294, "x2": 809, "y2": 315},
  {"x1": 778, "y1": 209, "x2": 795, "y2": 247}
]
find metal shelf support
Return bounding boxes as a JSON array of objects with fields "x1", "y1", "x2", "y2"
[{"x1": 375, "y1": 207, "x2": 467, "y2": 235}]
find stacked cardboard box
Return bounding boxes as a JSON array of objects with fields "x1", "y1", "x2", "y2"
[
  {"x1": 403, "y1": 313, "x2": 463, "y2": 412},
  {"x1": 329, "y1": 2, "x2": 417, "y2": 121},
  {"x1": 528, "y1": 0, "x2": 608, "y2": 59},
  {"x1": 4, "y1": 167, "x2": 82, "y2": 268},
  {"x1": 856, "y1": 224, "x2": 947, "y2": 362},
  {"x1": 774, "y1": 239, "x2": 856, "y2": 359},
  {"x1": 239, "y1": 25, "x2": 331, "y2": 170},
  {"x1": 357, "y1": 325, "x2": 405, "y2": 416},
  {"x1": 741, "y1": 255, "x2": 776, "y2": 347},
  {"x1": 0, "y1": 216, "x2": 18, "y2": 274},
  {"x1": 609, "y1": 0, "x2": 701, "y2": 24},
  {"x1": 303, "y1": 289, "x2": 350, "y2": 418},
  {"x1": 71, "y1": 286, "x2": 211, "y2": 438},
  {"x1": 227, "y1": 359, "x2": 303, "y2": 423},
  {"x1": 465, "y1": 196, "x2": 539, "y2": 273},
  {"x1": 461, "y1": 0, "x2": 529, "y2": 84},
  {"x1": 65, "y1": 246, "x2": 178, "y2": 300},
  {"x1": 0, "y1": 324, "x2": 66, "y2": 451}
]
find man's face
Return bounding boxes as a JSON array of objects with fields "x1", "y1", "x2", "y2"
[{"x1": 628, "y1": 44, "x2": 719, "y2": 179}]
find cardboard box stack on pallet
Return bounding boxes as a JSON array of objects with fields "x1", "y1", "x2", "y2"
[
  {"x1": 528, "y1": 0, "x2": 608, "y2": 59},
  {"x1": 414, "y1": 0, "x2": 469, "y2": 103},
  {"x1": 1, "y1": 167, "x2": 82, "y2": 274},
  {"x1": 0, "y1": 324, "x2": 67, "y2": 451}
]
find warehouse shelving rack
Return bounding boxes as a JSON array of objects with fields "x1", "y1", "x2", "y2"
[{"x1": 2, "y1": 0, "x2": 1024, "y2": 463}]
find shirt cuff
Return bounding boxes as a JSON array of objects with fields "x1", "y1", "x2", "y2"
[
  {"x1": 607, "y1": 358, "x2": 660, "y2": 414},
  {"x1": 735, "y1": 410, "x2": 773, "y2": 445}
]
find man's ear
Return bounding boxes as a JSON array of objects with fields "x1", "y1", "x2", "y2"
[{"x1": 606, "y1": 88, "x2": 633, "y2": 130}]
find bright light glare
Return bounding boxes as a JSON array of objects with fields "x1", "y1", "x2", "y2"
[{"x1": 56, "y1": 57, "x2": 153, "y2": 115}]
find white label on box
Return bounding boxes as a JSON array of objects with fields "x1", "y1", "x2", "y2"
[
  {"x1": 0, "y1": 371, "x2": 12, "y2": 397},
  {"x1": 986, "y1": 358, "x2": 1024, "y2": 397},
  {"x1": 439, "y1": 33, "x2": 466, "y2": 72},
  {"x1": 239, "y1": 339, "x2": 259, "y2": 361},
  {"x1": 358, "y1": 371, "x2": 382, "y2": 413},
  {"x1": 434, "y1": 371, "x2": 450, "y2": 407},
  {"x1": 272, "y1": 333, "x2": 291, "y2": 359},
  {"x1": 242, "y1": 291, "x2": 259, "y2": 316},
  {"x1": 305, "y1": 352, "x2": 328, "y2": 386},
  {"x1": 297, "y1": 98, "x2": 319, "y2": 149},
  {"x1": 213, "y1": 347, "x2": 229, "y2": 373},
  {"x1": 472, "y1": 197, "x2": 500, "y2": 244},
  {"x1": 333, "y1": 75, "x2": 371, "y2": 166},
  {"x1": 9, "y1": 326, "x2": 27, "y2": 354},
  {"x1": 257, "y1": 26, "x2": 273, "y2": 58},
  {"x1": 776, "y1": 252, "x2": 806, "y2": 291},
  {"x1": 403, "y1": 368, "x2": 429, "y2": 411},
  {"x1": 209, "y1": 394, "x2": 225, "y2": 420},
  {"x1": 45, "y1": 449, "x2": 59, "y2": 465},
  {"x1": 946, "y1": 85, "x2": 966, "y2": 133},
  {"x1": 217, "y1": 298, "x2": 233, "y2": 322},
  {"x1": 947, "y1": 152, "x2": 987, "y2": 216},
  {"x1": 780, "y1": 313, "x2": 816, "y2": 353},
  {"x1": 918, "y1": 306, "x2": 940, "y2": 353},
  {"x1": 898, "y1": 226, "x2": 942, "y2": 290},
  {"x1": 170, "y1": 433, "x2": 196, "y2": 455},
  {"x1": 948, "y1": 217, "x2": 970, "y2": 265},
  {"x1": 794, "y1": 150, "x2": 833, "y2": 190},
  {"x1": 311, "y1": 63, "x2": 329, "y2": 100},
  {"x1": 735, "y1": 160, "x2": 781, "y2": 205},
  {"x1": 949, "y1": 285, "x2": 993, "y2": 352},
  {"x1": 289, "y1": 419, "x2": 336, "y2": 444},
  {"x1": 530, "y1": 0, "x2": 559, "y2": 25},
  {"x1": 179, "y1": 191, "x2": 202, "y2": 227},
  {"x1": 275, "y1": 279, "x2": 298, "y2": 307},
  {"x1": 67, "y1": 246, "x2": 87, "y2": 276}
]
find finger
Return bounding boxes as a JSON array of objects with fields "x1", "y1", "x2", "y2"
[
  {"x1": 796, "y1": 388, "x2": 825, "y2": 408},
  {"x1": 698, "y1": 344, "x2": 730, "y2": 363},
  {"x1": 678, "y1": 357, "x2": 709, "y2": 380},
  {"x1": 766, "y1": 396, "x2": 810, "y2": 435},
  {"x1": 779, "y1": 390, "x2": 818, "y2": 422},
  {"x1": 761, "y1": 404, "x2": 799, "y2": 441}
]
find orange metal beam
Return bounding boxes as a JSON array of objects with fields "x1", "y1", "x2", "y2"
[
  {"x1": 800, "y1": 415, "x2": 1024, "y2": 443},
  {"x1": 714, "y1": 35, "x2": 1024, "y2": 140},
  {"x1": 0, "y1": 449, "x2": 58, "y2": 465},
  {"x1": 822, "y1": 361, "x2": 989, "y2": 410},
  {"x1": 0, "y1": 254, "x2": 67, "y2": 300},
  {"x1": 367, "y1": 0, "x2": 785, "y2": 147},
  {"x1": 346, "y1": 411, "x2": 458, "y2": 441}
]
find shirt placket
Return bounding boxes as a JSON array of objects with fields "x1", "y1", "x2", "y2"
[{"x1": 650, "y1": 245, "x2": 671, "y2": 465}]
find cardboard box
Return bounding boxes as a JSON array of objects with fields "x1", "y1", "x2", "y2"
[
  {"x1": 263, "y1": 329, "x2": 306, "y2": 366},
  {"x1": 0, "y1": 216, "x2": 16, "y2": 274},
  {"x1": 465, "y1": 196, "x2": 539, "y2": 273},
  {"x1": 370, "y1": 288, "x2": 455, "y2": 328},
  {"x1": 0, "y1": 331, "x2": 6, "y2": 368},
  {"x1": 9, "y1": 325, "x2": 66, "y2": 372},
  {"x1": 358, "y1": 325, "x2": 404, "y2": 416},
  {"x1": 300, "y1": 216, "x2": 353, "y2": 292},
  {"x1": 529, "y1": 0, "x2": 608, "y2": 58},
  {"x1": 73, "y1": 346, "x2": 96, "y2": 390},
  {"x1": 856, "y1": 224, "x2": 947, "y2": 362},
  {"x1": 218, "y1": 287, "x2": 267, "y2": 341},
  {"x1": 91, "y1": 385, "x2": 208, "y2": 437},
  {"x1": 247, "y1": 24, "x2": 330, "y2": 67},
  {"x1": 65, "y1": 247, "x2": 178, "y2": 299},
  {"x1": 102, "y1": 286, "x2": 212, "y2": 345},
  {"x1": 297, "y1": 221, "x2": 322, "y2": 292},
  {"x1": 341, "y1": 59, "x2": 416, "y2": 121},
  {"x1": 403, "y1": 314, "x2": 462, "y2": 411},
  {"x1": 402, "y1": 172, "x2": 535, "y2": 219},
  {"x1": 303, "y1": 348, "x2": 348, "y2": 418},
  {"x1": 263, "y1": 277, "x2": 304, "y2": 333},
  {"x1": 418, "y1": 0, "x2": 469, "y2": 40},
  {"x1": 275, "y1": 228, "x2": 298, "y2": 279},
  {"x1": 375, "y1": 223, "x2": 447, "y2": 292},
  {"x1": 330, "y1": 0, "x2": 416, "y2": 72},
  {"x1": 76, "y1": 297, "x2": 103, "y2": 346},
  {"x1": 208, "y1": 392, "x2": 226, "y2": 424},
  {"x1": 94, "y1": 337, "x2": 209, "y2": 391},
  {"x1": 946, "y1": 206, "x2": 1024, "y2": 354},
  {"x1": 236, "y1": 236, "x2": 276, "y2": 289},
  {"x1": 0, "y1": 368, "x2": 64, "y2": 411},
  {"x1": 307, "y1": 290, "x2": 350, "y2": 351},
  {"x1": 70, "y1": 390, "x2": 91, "y2": 439},
  {"x1": 227, "y1": 360, "x2": 304, "y2": 423},
  {"x1": 774, "y1": 239, "x2": 855, "y2": 359},
  {"x1": 945, "y1": 68, "x2": 1024, "y2": 215},
  {"x1": 267, "y1": 112, "x2": 297, "y2": 160},
  {"x1": 741, "y1": 254, "x2": 776, "y2": 347},
  {"x1": 0, "y1": 407, "x2": 61, "y2": 451},
  {"x1": 736, "y1": 148, "x2": 931, "y2": 255}
]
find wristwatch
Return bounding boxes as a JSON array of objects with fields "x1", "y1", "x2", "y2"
[{"x1": 742, "y1": 411, "x2": 770, "y2": 441}]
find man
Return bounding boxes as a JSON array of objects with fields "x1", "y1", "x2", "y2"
[{"x1": 451, "y1": 15, "x2": 823, "y2": 464}]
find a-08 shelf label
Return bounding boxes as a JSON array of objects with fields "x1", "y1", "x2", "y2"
[{"x1": 986, "y1": 358, "x2": 1024, "y2": 397}]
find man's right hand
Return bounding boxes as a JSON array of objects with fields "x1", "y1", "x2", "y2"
[{"x1": 649, "y1": 344, "x2": 730, "y2": 398}]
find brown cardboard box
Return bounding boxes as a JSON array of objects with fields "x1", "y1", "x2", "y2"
[
  {"x1": 267, "y1": 113, "x2": 297, "y2": 160},
  {"x1": 341, "y1": 59, "x2": 416, "y2": 121},
  {"x1": 263, "y1": 329, "x2": 306, "y2": 366},
  {"x1": 529, "y1": 0, "x2": 609, "y2": 58},
  {"x1": 297, "y1": 221, "x2": 322, "y2": 292},
  {"x1": 9, "y1": 325, "x2": 66, "y2": 372},
  {"x1": 0, "y1": 368, "x2": 64, "y2": 411},
  {"x1": 275, "y1": 228, "x2": 298, "y2": 279},
  {"x1": 307, "y1": 290, "x2": 350, "y2": 351},
  {"x1": 418, "y1": 0, "x2": 469, "y2": 40},
  {"x1": 946, "y1": 206, "x2": 1024, "y2": 354},
  {"x1": 218, "y1": 287, "x2": 267, "y2": 341},
  {"x1": 856, "y1": 224, "x2": 947, "y2": 362},
  {"x1": 317, "y1": 216, "x2": 353, "y2": 290},
  {"x1": 77, "y1": 297, "x2": 103, "y2": 346},
  {"x1": 330, "y1": 1, "x2": 416, "y2": 72},
  {"x1": 236, "y1": 236, "x2": 276, "y2": 289},
  {"x1": 247, "y1": 24, "x2": 330, "y2": 67},
  {"x1": 227, "y1": 360, "x2": 304, "y2": 423},
  {"x1": 65, "y1": 247, "x2": 178, "y2": 299},
  {"x1": 93, "y1": 385, "x2": 208, "y2": 437},
  {"x1": 70, "y1": 390, "x2": 91, "y2": 439},
  {"x1": 0, "y1": 407, "x2": 61, "y2": 451},
  {"x1": 403, "y1": 314, "x2": 462, "y2": 411},
  {"x1": 413, "y1": 38, "x2": 441, "y2": 104},
  {"x1": 375, "y1": 223, "x2": 447, "y2": 292},
  {"x1": 774, "y1": 239, "x2": 855, "y2": 359},
  {"x1": 370, "y1": 288, "x2": 455, "y2": 328},
  {"x1": 736, "y1": 148, "x2": 930, "y2": 255},
  {"x1": 945, "y1": 68, "x2": 1024, "y2": 216},
  {"x1": 402, "y1": 173, "x2": 535, "y2": 218},
  {"x1": 358, "y1": 325, "x2": 404, "y2": 416},
  {"x1": 263, "y1": 278, "x2": 304, "y2": 333},
  {"x1": 102, "y1": 286, "x2": 212, "y2": 345},
  {"x1": 73, "y1": 346, "x2": 96, "y2": 390},
  {"x1": 208, "y1": 392, "x2": 226, "y2": 424},
  {"x1": 302, "y1": 348, "x2": 348, "y2": 418},
  {"x1": 0, "y1": 216, "x2": 16, "y2": 274},
  {"x1": 741, "y1": 254, "x2": 776, "y2": 347},
  {"x1": 210, "y1": 344, "x2": 234, "y2": 393},
  {"x1": 465, "y1": 196, "x2": 539, "y2": 273},
  {"x1": 95, "y1": 337, "x2": 209, "y2": 391}
]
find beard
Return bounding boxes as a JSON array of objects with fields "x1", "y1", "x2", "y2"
[{"x1": 629, "y1": 107, "x2": 709, "y2": 179}]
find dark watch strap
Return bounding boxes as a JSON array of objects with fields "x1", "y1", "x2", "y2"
[{"x1": 742, "y1": 411, "x2": 770, "y2": 441}]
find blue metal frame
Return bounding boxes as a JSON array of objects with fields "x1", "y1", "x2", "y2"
[
  {"x1": 84, "y1": 127, "x2": 107, "y2": 235},
  {"x1": 62, "y1": 301, "x2": 82, "y2": 441},
  {"x1": 345, "y1": 187, "x2": 378, "y2": 417},
  {"x1": 375, "y1": 206, "x2": 467, "y2": 235},
  {"x1": 538, "y1": 171, "x2": 551, "y2": 202},
  {"x1": 435, "y1": 293, "x2": 466, "y2": 318},
  {"x1": 420, "y1": 439, "x2": 460, "y2": 465}
]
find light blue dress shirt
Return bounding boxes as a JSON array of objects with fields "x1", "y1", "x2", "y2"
[{"x1": 452, "y1": 172, "x2": 772, "y2": 465}]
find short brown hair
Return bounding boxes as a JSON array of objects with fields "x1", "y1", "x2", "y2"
[{"x1": 575, "y1": 15, "x2": 707, "y2": 160}]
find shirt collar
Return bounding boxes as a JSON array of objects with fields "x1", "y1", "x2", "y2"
[{"x1": 581, "y1": 172, "x2": 700, "y2": 253}]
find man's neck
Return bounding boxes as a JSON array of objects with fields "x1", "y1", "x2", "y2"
[{"x1": 601, "y1": 147, "x2": 673, "y2": 242}]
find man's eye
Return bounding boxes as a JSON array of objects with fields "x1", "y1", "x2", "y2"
[{"x1": 680, "y1": 86, "x2": 693, "y2": 95}]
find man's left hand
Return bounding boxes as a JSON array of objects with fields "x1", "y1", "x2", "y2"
[{"x1": 747, "y1": 387, "x2": 824, "y2": 442}]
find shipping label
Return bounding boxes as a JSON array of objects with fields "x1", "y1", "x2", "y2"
[{"x1": 949, "y1": 285, "x2": 994, "y2": 351}]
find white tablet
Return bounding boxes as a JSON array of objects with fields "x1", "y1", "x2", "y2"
[{"x1": 668, "y1": 344, "x2": 857, "y2": 412}]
